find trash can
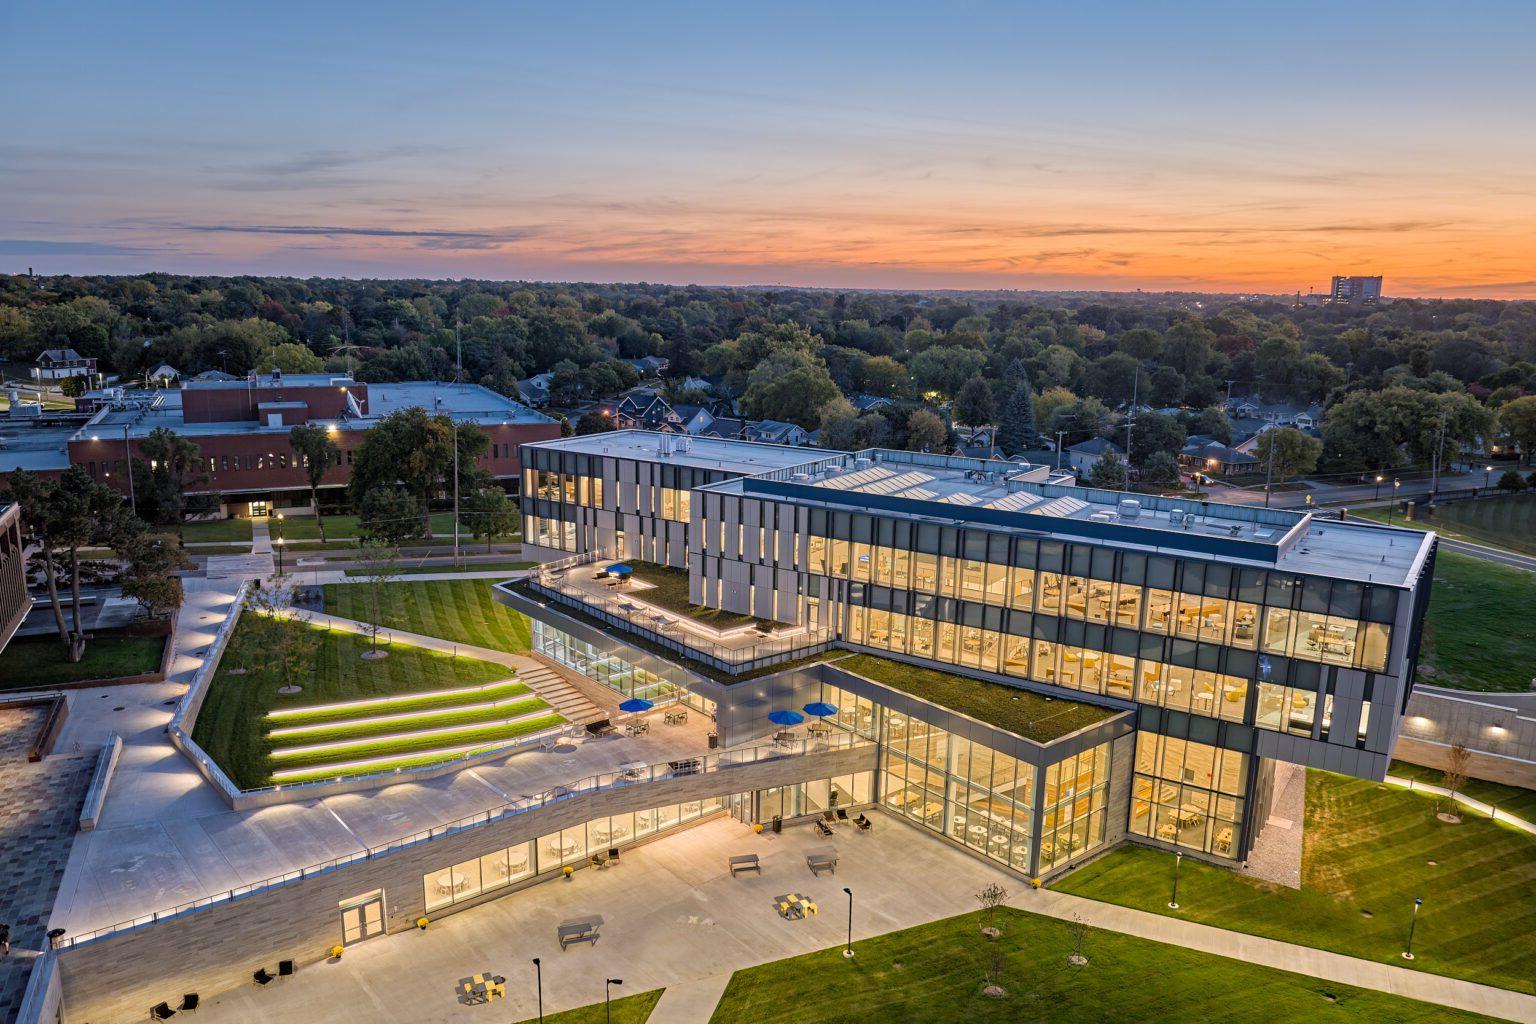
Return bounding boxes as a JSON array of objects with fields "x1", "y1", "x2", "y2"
[
  {"x1": 772, "y1": 815, "x2": 783, "y2": 834},
  {"x1": 708, "y1": 732, "x2": 719, "y2": 749}
]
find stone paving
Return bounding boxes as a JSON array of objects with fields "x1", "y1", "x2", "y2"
[
  {"x1": 1240, "y1": 760, "x2": 1306, "y2": 888},
  {"x1": 0, "y1": 707, "x2": 95, "y2": 1023}
]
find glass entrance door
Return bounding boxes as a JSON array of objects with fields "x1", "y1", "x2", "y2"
[
  {"x1": 249, "y1": 500, "x2": 269, "y2": 518},
  {"x1": 340, "y1": 892, "x2": 385, "y2": 945}
]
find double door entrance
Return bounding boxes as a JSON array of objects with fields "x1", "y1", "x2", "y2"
[{"x1": 340, "y1": 891, "x2": 386, "y2": 946}]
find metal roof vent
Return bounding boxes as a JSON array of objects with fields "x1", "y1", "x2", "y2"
[{"x1": 1117, "y1": 499, "x2": 1142, "y2": 520}]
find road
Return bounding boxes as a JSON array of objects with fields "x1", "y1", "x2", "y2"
[{"x1": 1202, "y1": 473, "x2": 1481, "y2": 510}]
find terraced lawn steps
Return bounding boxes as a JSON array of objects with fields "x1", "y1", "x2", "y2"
[
  {"x1": 321, "y1": 578, "x2": 533, "y2": 653},
  {"x1": 266, "y1": 679, "x2": 531, "y2": 726},
  {"x1": 267, "y1": 688, "x2": 536, "y2": 738},
  {"x1": 268, "y1": 713, "x2": 566, "y2": 774},
  {"x1": 269, "y1": 724, "x2": 565, "y2": 783},
  {"x1": 269, "y1": 703, "x2": 558, "y2": 759}
]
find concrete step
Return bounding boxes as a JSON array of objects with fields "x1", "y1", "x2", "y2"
[{"x1": 514, "y1": 666, "x2": 605, "y2": 726}]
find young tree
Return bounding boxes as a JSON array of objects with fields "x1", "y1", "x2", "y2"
[
  {"x1": 116, "y1": 529, "x2": 190, "y2": 618},
  {"x1": 289, "y1": 423, "x2": 340, "y2": 543},
  {"x1": 1253, "y1": 426, "x2": 1322, "y2": 482},
  {"x1": 1497, "y1": 468, "x2": 1527, "y2": 492},
  {"x1": 996, "y1": 382, "x2": 1036, "y2": 456},
  {"x1": 1088, "y1": 450, "x2": 1128, "y2": 490},
  {"x1": 462, "y1": 487, "x2": 519, "y2": 552},
  {"x1": 136, "y1": 426, "x2": 205, "y2": 539},
  {"x1": 975, "y1": 882, "x2": 1009, "y2": 938},
  {"x1": 355, "y1": 540, "x2": 401, "y2": 659},
  {"x1": 246, "y1": 573, "x2": 315, "y2": 693},
  {"x1": 906, "y1": 409, "x2": 948, "y2": 453},
  {"x1": 1437, "y1": 741, "x2": 1472, "y2": 823}
]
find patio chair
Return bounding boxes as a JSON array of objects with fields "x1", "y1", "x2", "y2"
[
  {"x1": 178, "y1": 994, "x2": 199, "y2": 1013},
  {"x1": 278, "y1": 960, "x2": 295, "y2": 977},
  {"x1": 855, "y1": 813, "x2": 872, "y2": 831},
  {"x1": 150, "y1": 1002, "x2": 176, "y2": 1020},
  {"x1": 835, "y1": 808, "x2": 850, "y2": 822},
  {"x1": 253, "y1": 968, "x2": 274, "y2": 986}
]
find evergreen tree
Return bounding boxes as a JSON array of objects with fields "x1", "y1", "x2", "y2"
[
  {"x1": 997, "y1": 382, "x2": 1036, "y2": 455},
  {"x1": 955, "y1": 375, "x2": 997, "y2": 429}
]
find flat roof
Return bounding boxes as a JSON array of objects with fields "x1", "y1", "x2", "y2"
[
  {"x1": 0, "y1": 421, "x2": 74, "y2": 472},
  {"x1": 183, "y1": 373, "x2": 352, "y2": 390},
  {"x1": 736, "y1": 446, "x2": 1432, "y2": 587},
  {"x1": 525, "y1": 429, "x2": 829, "y2": 475}
]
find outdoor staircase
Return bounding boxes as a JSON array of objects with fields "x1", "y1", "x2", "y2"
[{"x1": 515, "y1": 662, "x2": 606, "y2": 728}]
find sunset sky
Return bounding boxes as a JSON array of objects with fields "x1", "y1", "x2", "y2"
[{"x1": 3, "y1": 1, "x2": 1533, "y2": 297}]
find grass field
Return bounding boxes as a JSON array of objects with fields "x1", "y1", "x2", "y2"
[
  {"x1": 1054, "y1": 770, "x2": 1536, "y2": 995},
  {"x1": 1390, "y1": 760, "x2": 1536, "y2": 825},
  {"x1": 323, "y1": 579, "x2": 532, "y2": 652},
  {"x1": 344, "y1": 560, "x2": 537, "y2": 577},
  {"x1": 1416, "y1": 551, "x2": 1536, "y2": 692},
  {"x1": 1353, "y1": 493, "x2": 1536, "y2": 556},
  {"x1": 191, "y1": 614, "x2": 537, "y2": 788},
  {"x1": 513, "y1": 989, "x2": 662, "y2": 1024},
  {"x1": 178, "y1": 519, "x2": 255, "y2": 543},
  {"x1": 0, "y1": 635, "x2": 166, "y2": 690},
  {"x1": 273, "y1": 512, "x2": 459, "y2": 541},
  {"x1": 709, "y1": 907, "x2": 1496, "y2": 1023},
  {"x1": 620, "y1": 561, "x2": 760, "y2": 628}
]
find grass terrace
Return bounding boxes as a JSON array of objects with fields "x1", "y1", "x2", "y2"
[
  {"x1": 323, "y1": 579, "x2": 533, "y2": 652},
  {"x1": 1353, "y1": 493, "x2": 1536, "y2": 556},
  {"x1": 191, "y1": 614, "x2": 556, "y2": 788},
  {"x1": 830, "y1": 654, "x2": 1119, "y2": 743},
  {"x1": 0, "y1": 634, "x2": 166, "y2": 691},
  {"x1": 344, "y1": 560, "x2": 537, "y2": 577},
  {"x1": 177, "y1": 518, "x2": 254, "y2": 543},
  {"x1": 709, "y1": 908, "x2": 1495, "y2": 1023},
  {"x1": 614, "y1": 561, "x2": 760, "y2": 629},
  {"x1": 1390, "y1": 759, "x2": 1536, "y2": 825},
  {"x1": 1416, "y1": 551, "x2": 1536, "y2": 692},
  {"x1": 1054, "y1": 769, "x2": 1536, "y2": 995},
  {"x1": 512, "y1": 989, "x2": 663, "y2": 1024}
]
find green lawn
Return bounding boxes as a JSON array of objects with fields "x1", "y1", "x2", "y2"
[
  {"x1": 709, "y1": 908, "x2": 1495, "y2": 1023},
  {"x1": 273, "y1": 511, "x2": 459, "y2": 541},
  {"x1": 1390, "y1": 760, "x2": 1536, "y2": 825},
  {"x1": 269, "y1": 712, "x2": 564, "y2": 771},
  {"x1": 345, "y1": 560, "x2": 537, "y2": 577},
  {"x1": 830, "y1": 653, "x2": 1117, "y2": 742},
  {"x1": 178, "y1": 519, "x2": 254, "y2": 543},
  {"x1": 617, "y1": 561, "x2": 761, "y2": 628},
  {"x1": 0, "y1": 635, "x2": 166, "y2": 690},
  {"x1": 513, "y1": 989, "x2": 662, "y2": 1024},
  {"x1": 1054, "y1": 770, "x2": 1536, "y2": 995},
  {"x1": 322, "y1": 579, "x2": 532, "y2": 652},
  {"x1": 191, "y1": 615, "x2": 518, "y2": 788},
  {"x1": 1353, "y1": 494, "x2": 1536, "y2": 556},
  {"x1": 1417, "y1": 551, "x2": 1536, "y2": 691},
  {"x1": 269, "y1": 693, "x2": 545, "y2": 746}
]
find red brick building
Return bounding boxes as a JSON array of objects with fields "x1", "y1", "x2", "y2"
[{"x1": 0, "y1": 502, "x2": 26, "y2": 653}]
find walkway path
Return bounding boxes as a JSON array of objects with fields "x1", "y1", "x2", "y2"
[{"x1": 1438, "y1": 536, "x2": 1536, "y2": 572}]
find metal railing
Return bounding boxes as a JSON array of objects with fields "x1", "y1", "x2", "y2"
[
  {"x1": 59, "y1": 730, "x2": 868, "y2": 949},
  {"x1": 524, "y1": 554, "x2": 835, "y2": 673}
]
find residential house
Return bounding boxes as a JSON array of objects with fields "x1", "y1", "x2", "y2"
[
  {"x1": 516, "y1": 372, "x2": 555, "y2": 408},
  {"x1": 32, "y1": 348, "x2": 98, "y2": 383},
  {"x1": 1065, "y1": 437, "x2": 1125, "y2": 477},
  {"x1": 190, "y1": 369, "x2": 237, "y2": 383},
  {"x1": 852, "y1": 393, "x2": 894, "y2": 413},
  {"x1": 613, "y1": 389, "x2": 684, "y2": 432},
  {"x1": 1180, "y1": 439, "x2": 1261, "y2": 477},
  {"x1": 622, "y1": 355, "x2": 670, "y2": 378},
  {"x1": 148, "y1": 364, "x2": 180, "y2": 385},
  {"x1": 747, "y1": 420, "x2": 809, "y2": 446}
]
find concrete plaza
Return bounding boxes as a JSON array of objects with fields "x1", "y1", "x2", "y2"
[{"x1": 183, "y1": 812, "x2": 1017, "y2": 1024}]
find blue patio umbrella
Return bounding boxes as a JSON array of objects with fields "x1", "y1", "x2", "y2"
[
  {"x1": 802, "y1": 702, "x2": 839, "y2": 718},
  {"x1": 768, "y1": 709, "x2": 805, "y2": 727},
  {"x1": 605, "y1": 564, "x2": 633, "y2": 576},
  {"x1": 618, "y1": 697, "x2": 654, "y2": 714}
]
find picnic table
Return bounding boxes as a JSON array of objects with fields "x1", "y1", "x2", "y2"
[
  {"x1": 776, "y1": 893, "x2": 818, "y2": 919},
  {"x1": 664, "y1": 708, "x2": 689, "y2": 726},
  {"x1": 458, "y1": 972, "x2": 506, "y2": 1003}
]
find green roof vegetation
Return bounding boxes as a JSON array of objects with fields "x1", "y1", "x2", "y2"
[
  {"x1": 1416, "y1": 550, "x2": 1536, "y2": 692},
  {"x1": 710, "y1": 907, "x2": 1492, "y2": 1023},
  {"x1": 829, "y1": 653, "x2": 1118, "y2": 743},
  {"x1": 1055, "y1": 769, "x2": 1536, "y2": 996},
  {"x1": 323, "y1": 578, "x2": 533, "y2": 652}
]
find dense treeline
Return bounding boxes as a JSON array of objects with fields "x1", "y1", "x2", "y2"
[{"x1": 3, "y1": 273, "x2": 1535, "y2": 471}]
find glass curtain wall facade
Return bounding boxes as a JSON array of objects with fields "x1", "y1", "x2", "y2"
[
  {"x1": 1129, "y1": 730, "x2": 1247, "y2": 857},
  {"x1": 531, "y1": 618, "x2": 718, "y2": 716},
  {"x1": 1039, "y1": 745, "x2": 1112, "y2": 871},
  {"x1": 755, "y1": 771, "x2": 875, "y2": 821}
]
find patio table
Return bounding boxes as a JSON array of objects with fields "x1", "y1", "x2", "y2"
[
  {"x1": 459, "y1": 972, "x2": 505, "y2": 1003},
  {"x1": 775, "y1": 893, "x2": 818, "y2": 919}
]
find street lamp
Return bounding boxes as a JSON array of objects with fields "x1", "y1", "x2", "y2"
[
  {"x1": 605, "y1": 978, "x2": 624, "y2": 1024},
  {"x1": 532, "y1": 958, "x2": 543, "y2": 1023},
  {"x1": 276, "y1": 537, "x2": 285, "y2": 574},
  {"x1": 1374, "y1": 474, "x2": 1383, "y2": 500},
  {"x1": 1387, "y1": 479, "x2": 1401, "y2": 526},
  {"x1": 1402, "y1": 897, "x2": 1423, "y2": 960},
  {"x1": 1169, "y1": 851, "x2": 1183, "y2": 909},
  {"x1": 1485, "y1": 465, "x2": 1494, "y2": 490},
  {"x1": 842, "y1": 887, "x2": 855, "y2": 959}
]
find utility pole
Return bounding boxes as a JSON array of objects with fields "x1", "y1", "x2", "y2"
[
  {"x1": 1055, "y1": 430, "x2": 1066, "y2": 472},
  {"x1": 1225, "y1": 379, "x2": 1236, "y2": 405},
  {"x1": 1263, "y1": 427, "x2": 1276, "y2": 509},
  {"x1": 452, "y1": 316, "x2": 462, "y2": 568},
  {"x1": 1430, "y1": 406, "x2": 1448, "y2": 498},
  {"x1": 1124, "y1": 366, "x2": 1139, "y2": 465}
]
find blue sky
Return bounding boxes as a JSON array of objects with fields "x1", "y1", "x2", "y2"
[{"x1": 3, "y1": 1, "x2": 1534, "y2": 295}]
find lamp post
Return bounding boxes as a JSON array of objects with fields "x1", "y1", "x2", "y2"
[
  {"x1": 274, "y1": 512, "x2": 285, "y2": 575},
  {"x1": 1402, "y1": 897, "x2": 1423, "y2": 960},
  {"x1": 532, "y1": 958, "x2": 543, "y2": 1023},
  {"x1": 605, "y1": 978, "x2": 623, "y2": 1024},
  {"x1": 1169, "y1": 851, "x2": 1183, "y2": 909},
  {"x1": 1374, "y1": 474, "x2": 1383, "y2": 500},
  {"x1": 842, "y1": 887, "x2": 855, "y2": 958},
  {"x1": 1485, "y1": 465, "x2": 1494, "y2": 490},
  {"x1": 1387, "y1": 479, "x2": 1401, "y2": 526}
]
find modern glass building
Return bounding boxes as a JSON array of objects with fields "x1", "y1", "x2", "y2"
[{"x1": 510, "y1": 430, "x2": 1436, "y2": 874}]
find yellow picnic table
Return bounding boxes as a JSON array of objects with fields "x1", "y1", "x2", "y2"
[
  {"x1": 775, "y1": 893, "x2": 818, "y2": 919},
  {"x1": 458, "y1": 972, "x2": 506, "y2": 1003}
]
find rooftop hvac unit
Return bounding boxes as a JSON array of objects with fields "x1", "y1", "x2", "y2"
[
  {"x1": 1182, "y1": 513, "x2": 1196, "y2": 528},
  {"x1": 824, "y1": 465, "x2": 841, "y2": 478},
  {"x1": 852, "y1": 457, "x2": 872, "y2": 471},
  {"x1": 678, "y1": 434, "x2": 692, "y2": 452},
  {"x1": 1168, "y1": 507, "x2": 1183, "y2": 522},
  {"x1": 1117, "y1": 499, "x2": 1142, "y2": 519},
  {"x1": 791, "y1": 473, "x2": 810, "y2": 483},
  {"x1": 1090, "y1": 511, "x2": 1115, "y2": 523}
]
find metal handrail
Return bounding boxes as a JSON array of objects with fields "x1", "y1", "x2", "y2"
[{"x1": 60, "y1": 730, "x2": 868, "y2": 949}]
